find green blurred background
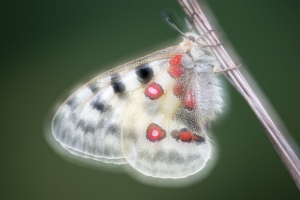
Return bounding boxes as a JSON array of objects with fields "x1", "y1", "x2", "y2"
[{"x1": 2, "y1": 0, "x2": 300, "y2": 199}]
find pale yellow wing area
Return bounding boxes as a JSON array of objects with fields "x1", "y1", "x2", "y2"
[{"x1": 121, "y1": 63, "x2": 212, "y2": 178}]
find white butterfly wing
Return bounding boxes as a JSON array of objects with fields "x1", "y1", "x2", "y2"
[
  {"x1": 52, "y1": 46, "x2": 184, "y2": 164},
  {"x1": 121, "y1": 61, "x2": 212, "y2": 178}
]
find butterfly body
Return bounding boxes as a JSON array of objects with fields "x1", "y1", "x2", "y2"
[{"x1": 52, "y1": 32, "x2": 224, "y2": 178}]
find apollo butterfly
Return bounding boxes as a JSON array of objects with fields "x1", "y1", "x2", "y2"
[{"x1": 52, "y1": 30, "x2": 224, "y2": 179}]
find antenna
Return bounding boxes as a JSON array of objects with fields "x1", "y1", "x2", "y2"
[
  {"x1": 162, "y1": 13, "x2": 195, "y2": 42},
  {"x1": 162, "y1": 12, "x2": 186, "y2": 36}
]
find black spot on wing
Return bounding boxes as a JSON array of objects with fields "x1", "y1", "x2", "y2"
[
  {"x1": 67, "y1": 96, "x2": 78, "y2": 110},
  {"x1": 94, "y1": 101, "x2": 105, "y2": 112},
  {"x1": 194, "y1": 135, "x2": 206, "y2": 145},
  {"x1": 86, "y1": 123, "x2": 96, "y2": 133},
  {"x1": 111, "y1": 74, "x2": 120, "y2": 82},
  {"x1": 78, "y1": 120, "x2": 96, "y2": 133},
  {"x1": 107, "y1": 124, "x2": 120, "y2": 136},
  {"x1": 171, "y1": 130, "x2": 180, "y2": 141},
  {"x1": 91, "y1": 99, "x2": 105, "y2": 112},
  {"x1": 91, "y1": 98, "x2": 112, "y2": 114},
  {"x1": 135, "y1": 64, "x2": 154, "y2": 84},
  {"x1": 77, "y1": 119, "x2": 86, "y2": 131},
  {"x1": 112, "y1": 82, "x2": 125, "y2": 93},
  {"x1": 89, "y1": 84, "x2": 100, "y2": 94},
  {"x1": 111, "y1": 73, "x2": 125, "y2": 93}
]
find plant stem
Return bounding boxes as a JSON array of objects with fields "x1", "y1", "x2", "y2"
[{"x1": 178, "y1": 0, "x2": 300, "y2": 190}]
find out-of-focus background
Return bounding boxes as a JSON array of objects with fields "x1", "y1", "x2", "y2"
[{"x1": 2, "y1": 0, "x2": 300, "y2": 199}]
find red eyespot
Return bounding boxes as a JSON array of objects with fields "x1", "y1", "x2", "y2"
[
  {"x1": 169, "y1": 55, "x2": 182, "y2": 66},
  {"x1": 184, "y1": 91, "x2": 195, "y2": 110},
  {"x1": 180, "y1": 131, "x2": 193, "y2": 142},
  {"x1": 146, "y1": 123, "x2": 166, "y2": 142},
  {"x1": 171, "y1": 129, "x2": 205, "y2": 144},
  {"x1": 145, "y1": 82, "x2": 164, "y2": 100},
  {"x1": 173, "y1": 84, "x2": 184, "y2": 97},
  {"x1": 168, "y1": 65, "x2": 184, "y2": 78}
]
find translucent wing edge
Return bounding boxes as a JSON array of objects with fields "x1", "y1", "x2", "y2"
[{"x1": 62, "y1": 144, "x2": 127, "y2": 164}]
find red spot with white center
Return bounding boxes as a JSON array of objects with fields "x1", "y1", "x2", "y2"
[
  {"x1": 146, "y1": 123, "x2": 166, "y2": 142},
  {"x1": 184, "y1": 91, "x2": 195, "y2": 110},
  {"x1": 173, "y1": 84, "x2": 184, "y2": 97},
  {"x1": 145, "y1": 82, "x2": 164, "y2": 100},
  {"x1": 169, "y1": 55, "x2": 182, "y2": 66}
]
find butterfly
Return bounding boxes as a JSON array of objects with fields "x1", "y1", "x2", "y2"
[{"x1": 52, "y1": 31, "x2": 224, "y2": 179}]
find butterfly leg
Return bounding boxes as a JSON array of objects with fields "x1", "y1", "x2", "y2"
[{"x1": 213, "y1": 63, "x2": 241, "y2": 74}]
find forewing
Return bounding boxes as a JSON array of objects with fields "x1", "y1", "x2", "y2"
[
  {"x1": 121, "y1": 59, "x2": 212, "y2": 178},
  {"x1": 52, "y1": 46, "x2": 184, "y2": 164}
]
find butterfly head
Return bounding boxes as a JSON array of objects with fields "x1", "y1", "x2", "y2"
[
  {"x1": 180, "y1": 32, "x2": 198, "y2": 48},
  {"x1": 179, "y1": 32, "x2": 215, "y2": 72}
]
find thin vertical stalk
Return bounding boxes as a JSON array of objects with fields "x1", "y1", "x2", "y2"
[{"x1": 178, "y1": 0, "x2": 300, "y2": 190}]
